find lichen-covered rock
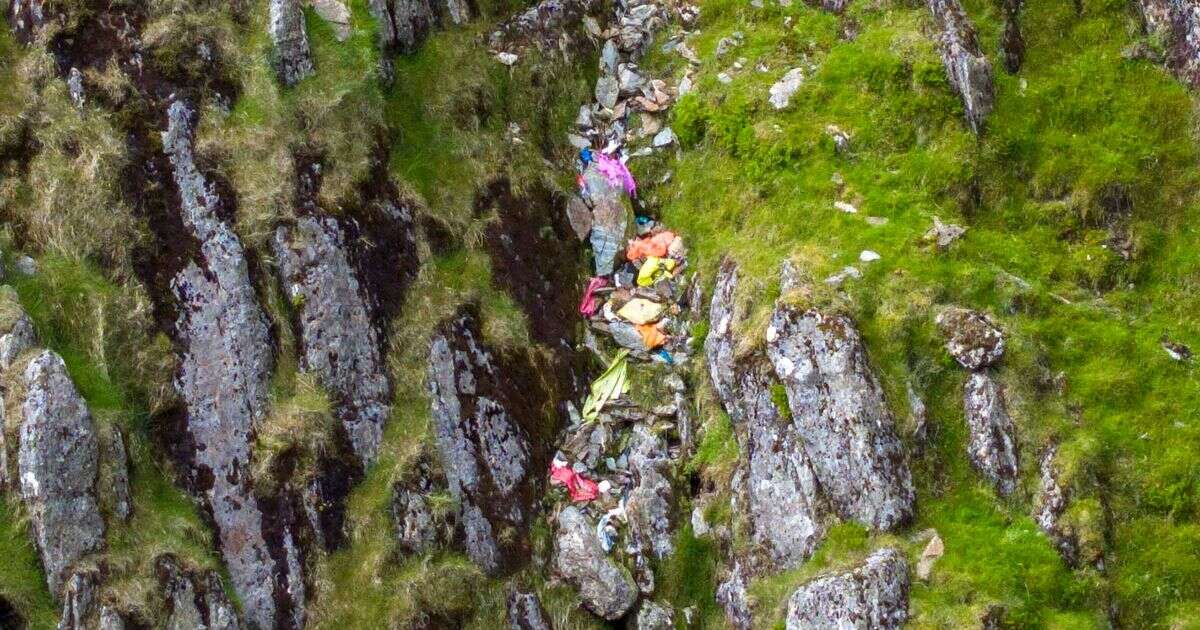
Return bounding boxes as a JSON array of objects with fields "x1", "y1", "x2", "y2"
[
  {"x1": 1035, "y1": 444, "x2": 1079, "y2": 566},
  {"x1": 156, "y1": 555, "x2": 240, "y2": 630},
  {"x1": 58, "y1": 568, "x2": 100, "y2": 630},
  {"x1": 275, "y1": 214, "x2": 391, "y2": 466},
  {"x1": 1139, "y1": 0, "x2": 1200, "y2": 88},
  {"x1": 269, "y1": 0, "x2": 315, "y2": 86},
  {"x1": 927, "y1": 0, "x2": 994, "y2": 133},
  {"x1": 553, "y1": 506, "x2": 638, "y2": 621},
  {"x1": 715, "y1": 561, "x2": 753, "y2": 630},
  {"x1": 162, "y1": 100, "x2": 305, "y2": 629},
  {"x1": 307, "y1": 0, "x2": 352, "y2": 41},
  {"x1": 391, "y1": 455, "x2": 456, "y2": 555},
  {"x1": 635, "y1": 600, "x2": 675, "y2": 629},
  {"x1": 506, "y1": 590, "x2": 552, "y2": 630},
  {"x1": 766, "y1": 304, "x2": 915, "y2": 532},
  {"x1": 626, "y1": 425, "x2": 674, "y2": 559},
  {"x1": 17, "y1": 350, "x2": 104, "y2": 600},
  {"x1": 100, "y1": 424, "x2": 132, "y2": 521},
  {"x1": 937, "y1": 307, "x2": 1005, "y2": 370},
  {"x1": 705, "y1": 261, "x2": 827, "y2": 569},
  {"x1": 488, "y1": 0, "x2": 603, "y2": 56},
  {"x1": 0, "y1": 286, "x2": 37, "y2": 370},
  {"x1": 428, "y1": 307, "x2": 537, "y2": 576},
  {"x1": 785, "y1": 548, "x2": 910, "y2": 629},
  {"x1": 368, "y1": 0, "x2": 440, "y2": 56},
  {"x1": 7, "y1": 0, "x2": 53, "y2": 42},
  {"x1": 963, "y1": 370, "x2": 1019, "y2": 496}
]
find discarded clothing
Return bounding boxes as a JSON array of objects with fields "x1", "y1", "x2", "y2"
[
  {"x1": 597, "y1": 512, "x2": 620, "y2": 552},
  {"x1": 582, "y1": 350, "x2": 630, "y2": 422},
  {"x1": 636, "y1": 323, "x2": 667, "y2": 349},
  {"x1": 579, "y1": 277, "x2": 610, "y2": 317},
  {"x1": 594, "y1": 152, "x2": 637, "y2": 197},
  {"x1": 590, "y1": 198, "x2": 628, "y2": 276},
  {"x1": 617, "y1": 298, "x2": 665, "y2": 325},
  {"x1": 637, "y1": 256, "x2": 676, "y2": 287},
  {"x1": 625, "y1": 230, "x2": 676, "y2": 261},
  {"x1": 550, "y1": 459, "x2": 600, "y2": 502}
]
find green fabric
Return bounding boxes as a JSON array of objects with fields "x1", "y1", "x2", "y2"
[{"x1": 581, "y1": 349, "x2": 630, "y2": 422}]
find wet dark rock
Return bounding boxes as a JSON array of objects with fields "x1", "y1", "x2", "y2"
[
  {"x1": 1139, "y1": 0, "x2": 1200, "y2": 88},
  {"x1": 269, "y1": 0, "x2": 315, "y2": 86},
  {"x1": 489, "y1": 0, "x2": 603, "y2": 57},
  {"x1": 274, "y1": 213, "x2": 391, "y2": 466},
  {"x1": 17, "y1": 350, "x2": 104, "y2": 600},
  {"x1": 162, "y1": 100, "x2": 305, "y2": 629},
  {"x1": 553, "y1": 506, "x2": 638, "y2": 621},
  {"x1": 428, "y1": 307, "x2": 544, "y2": 576},
  {"x1": 0, "y1": 595, "x2": 23, "y2": 630},
  {"x1": 937, "y1": 307, "x2": 1005, "y2": 371},
  {"x1": 705, "y1": 260, "x2": 827, "y2": 569},
  {"x1": 927, "y1": 0, "x2": 994, "y2": 133},
  {"x1": 766, "y1": 303, "x2": 915, "y2": 532},
  {"x1": 784, "y1": 548, "x2": 910, "y2": 629},
  {"x1": 368, "y1": 0, "x2": 450, "y2": 58},
  {"x1": 58, "y1": 568, "x2": 100, "y2": 630},
  {"x1": 156, "y1": 554, "x2": 240, "y2": 630},
  {"x1": 999, "y1": 0, "x2": 1025, "y2": 73},
  {"x1": 7, "y1": 0, "x2": 54, "y2": 42},
  {"x1": 100, "y1": 424, "x2": 132, "y2": 521},
  {"x1": 963, "y1": 370, "x2": 1019, "y2": 496},
  {"x1": 1035, "y1": 444, "x2": 1079, "y2": 566},
  {"x1": 635, "y1": 600, "x2": 675, "y2": 629},
  {"x1": 715, "y1": 561, "x2": 753, "y2": 630},
  {"x1": 626, "y1": 425, "x2": 674, "y2": 559},
  {"x1": 506, "y1": 590, "x2": 552, "y2": 630}
]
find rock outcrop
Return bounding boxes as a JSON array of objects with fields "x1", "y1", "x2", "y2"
[
  {"x1": 269, "y1": 0, "x2": 315, "y2": 86},
  {"x1": 0, "y1": 287, "x2": 36, "y2": 370},
  {"x1": 936, "y1": 307, "x2": 1005, "y2": 371},
  {"x1": 1035, "y1": 445, "x2": 1079, "y2": 566},
  {"x1": 635, "y1": 601, "x2": 674, "y2": 629},
  {"x1": 963, "y1": 371, "x2": 1019, "y2": 496},
  {"x1": 58, "y1": 568, "x2": 100, "y2": 630},
  {"x1": 1139, "y1": 0, "x2": 1200, "y2": 88},
  {"x1": 368, "y1": 0, "x2": 471, "y2": 59},
  {"x1": 7, "y1": 0, "x2": 53, "y2": 42},
  {"x1": 927, "y1": 0, "x2": 994, "y2": 133},
  {"x1": 553, "y1": 506, "x2": 638, "y2": 621},
  {"x1": 427, "y1": 307, "x2": 538, "y2": 576},
  {"x1": 625, "y1": 425, "x2": 674, "y2": 559},
  {"x1": 506, "y1": 590, "x2": 552, "y2": 630},
  {"x1": 156, "y1": 555, "x2": 240, "y2": 630},
  {"x1": 162, "y1": 100, "x2": 305, "y2": 629},
  {"x1": 767, "y1": 304, "x2": 915, "y2": 532},
  {"x1": 705, "y1": 261, "x2": 827, "y2": 571},
  {"x1": 390, "y1": 455, "x2": 456, "y2": 556},
  {"x1": 17, "y1": 350, "x2": 105, "y2": 600},
  {"x1": 274, "y1": 213, "x2": 391, "y2": 467},
  {"x1": 784, "y1": 548, "x2": 910, "y2": 629},
  {"x1": 999, "y1": 0, "x2": 1025, "y2": 73},
  {"x1": 100, "y1": 424, "x2": 132, "y2": 521},
  {"x1": 488, "y1": 0, "x2": 603, "y2": 57},
  {"x1": 715, "y1": 561, "x2": 754, "y2": 629}
]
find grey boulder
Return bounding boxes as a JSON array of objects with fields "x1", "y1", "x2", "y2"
[
  {"x1": 927, "y1": 0, "x2": 994, "y2": 133},
  {"x1": 553, "y1": 506, "x2": 638, "y2": 621},
  {"x1": 506, "y1": 590, "x2": 552, "y2": 630},
  {"x1": 785, "y1": 548, "x2": 910, "y2": 629},
  {"x1": 269, "y1": 0, "x2": 315, "y2": 86},
  {"x1": 1035, "y1": 444, "x2": 1079, "y2": 566},
  {"x1": 963, "y1": 370, "x2": 1019, "y2": 496},
  {"x1": 156, "y1": 555, "x2": 241, "y2": 630},
  {"x1": 1139, "y1": 0, "x2": 1200, "y2": 88},
  {"x1": 626, "y1": 425, "x2": 674, "y2": 559},
  {"x1": 937, "y1": 307, "x2": 1005, "y2": 370}
]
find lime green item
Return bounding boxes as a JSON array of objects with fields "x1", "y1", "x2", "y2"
[{"x1": 581, "y1": 350, "x2": 631, "y2": 422}]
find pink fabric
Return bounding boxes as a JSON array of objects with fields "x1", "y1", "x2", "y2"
[
  {"x1": 595, "y1": 153, "x2": 637, "y2": 197},
  {"x1": 550, "y1": 461, "x2": 600, "y2": 502},
  {"x1": 579, "y1": 277, "x2": 609, "y2": 317}
]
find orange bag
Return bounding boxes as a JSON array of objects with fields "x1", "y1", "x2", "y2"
[
  {"x1": 636, "y1": 323, "x2": 668, "y2": 349},
  {"x1": 625, "y1": 231, "x2": 676, "y2": 261}
]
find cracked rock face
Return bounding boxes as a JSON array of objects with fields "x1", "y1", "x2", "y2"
[
  {"x1": 705, "y1": 260, "x2": 826, "y2": 570},
  {"x1": 368, "y1": 0, "x2": 442, "y2": 56},
  {"x1": 1035, "y1": 445, "x2": 1079, "y2": 566},
  {"x1": 58, "y1": 568, "x2": 100, "y2": 630},
  {"x1": 488, "y1": 0, "x2": 602, "y2": 56},
  {"x1": 1140, "y1": 0, "x2": 1200, "y2": 88},
  {"x1": 100, "y1": 424, "x2": 132, "y2": 522},
  {"x1": 428, "y1": 307, "x2": 537, "y2": 576},
  {"x1": 17, "y1": 350, "x2": 104, "y2": 601},
  {"x1": 626, "y1": 425, "x2": 674, "y2": 559},
  {"x1": 767, "y1": 304, "x2": 915, "y2": 532},
  {"x1": 162, "y1": 100, "x2": 305, "y2": 629},
  {"x1": 275, "y1": 214, "x2": 391, "y2": 466},
  {"x1": 937, "y1": 307, "x2": 1005, "y2": 370},
  {"x1": 715, "y1": 561, "x2": 753, "y2": 629},
  {"x1": 785, "y1": 548, "x2": 910, "y2": 629},
  {"x1": 156, "y1": 555, "x2": 241, "y2": 630},
  {"x1": 928, "y1": 0, "x2": 994, "y2": 133},
  {"x1": 636, "y1": 600, "x2": 675, "y2": 629},
  {"x1": 269, "y1": 0, "x2": 315, "y2": 86},
  {"x1": 553, "y1": 506, "x2": 638, "y2": 621},
  {"x1": 963, "y1": 371, "x2": 1019, "y2": 496},
  {"x1": 391, "y1": 455, "x2": 456, "y2": 555},
  {"x1": 506, "y1": 590, "x2": 552, "y2": 630}
]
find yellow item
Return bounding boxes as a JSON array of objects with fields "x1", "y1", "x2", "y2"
[
  {"x1": 617, "y1": 298, "x2": 665, "y2": 325},
  {"x1": 637, "y1": 256, "x2": 676, "y2": 287}
]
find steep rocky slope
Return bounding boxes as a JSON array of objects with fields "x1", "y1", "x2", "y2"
[{"x1": 1, "y1": 0, "x2": 1199, "y2": 628}]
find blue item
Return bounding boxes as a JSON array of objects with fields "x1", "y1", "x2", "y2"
[
  {"x1": 656, "y1": 349, "x2": 674, "y2": 365},
  {"x1": 580, "y1": 147, "x2": 593, "y2": 166}
]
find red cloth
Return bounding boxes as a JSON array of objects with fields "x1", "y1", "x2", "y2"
[
  {"x1": 579, "y1": 277, "x2": 609, "y2": 317},
  {"x1": 625, "y1": 231, "x2": 676, "y2": 261},
  {"x1": 550, "y1": 461, "x2": 599, "y2": 502}
]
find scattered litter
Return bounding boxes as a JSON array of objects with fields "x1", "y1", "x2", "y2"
[
  {"x1": 859, "y1": 250, "x2": 881, "y2": 262},
  {"x1": 617, "y1": 298, "x2": 665, "y2": 325},
  {"x1": 636, "y1": 323, "x2": 668, "y2": 349},
  {"x1": 580, "y1": 277, "x2": 610, "y2": 317},
  {"x1": 626, "y1": 230, "x2": 676, "y2": 260},
  {"x1": 835, "y1": 201, "x2": 858, "y2": 214},
  {"x1": 597, "y1": 510, "x2": 621, "y2": 552},
  {"x1": 826, "y1": 124, "x2": 851, "y2": 154},
  {"x1": 496, "y1": 52, "x2": 519, "y2": 66},
  {"x1": 550, "y1": 457, "x2": 600, "y2": 502},
  {"x1": 1162, "y1": 337, "x2": 1192, "y2": 362},
  {"x1": 637, "y1": 256, "x2": 676, "y2": 286},
  {"x1": 581, "y1": 350, "x2": 631, "y2": 422},
  {"x1": 595, "y1": 153, "x2": 637, "y2": 196}
]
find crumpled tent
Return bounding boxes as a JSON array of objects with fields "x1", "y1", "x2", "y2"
[{"x1": 581, "y1": 349, "x2": 630, "y2": 422}]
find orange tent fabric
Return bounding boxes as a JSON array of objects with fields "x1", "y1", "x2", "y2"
[
  {"x1": 636, "y1": 323, "x2": 667, "y2": 349},
  {"x1": 625, "y1": 231, "x2": 676, "y2": 261}
]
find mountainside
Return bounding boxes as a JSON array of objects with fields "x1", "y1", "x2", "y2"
[{"x1": 0, "y1": 0, "x2": 1198, "y2": 628}]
